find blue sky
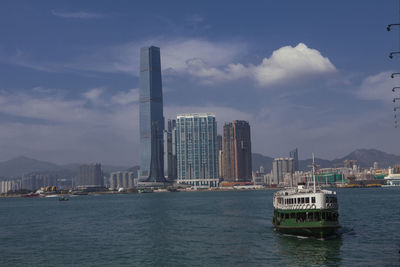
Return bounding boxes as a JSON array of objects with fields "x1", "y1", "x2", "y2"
[{"x1": 0, "y1": 0, "x2": 399, "y2": 165}]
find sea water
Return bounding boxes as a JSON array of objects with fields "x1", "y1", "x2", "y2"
[{"x1": 0, "y1": 188, "x2": 399, "y2": 266}]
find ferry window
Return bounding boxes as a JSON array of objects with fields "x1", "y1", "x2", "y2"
[
  {"x1": 301, "y1": 198, "x2": 305, "y2": 204},
  {"x1": 297, "y1": 198, "x2": 301, "y2": 203},
  {"x1": 326, "y1": 196, "x2": 329, "y2": 203},
  {"x1": 285, "y1": 213, "x2": 289, "y2": 219},
  {"x1": 322, "y1": 212, "x2": 326, "y2": 220},
  {"x1": 311, "y1": 197, "x2": 316, "y2": 203},
  {"x1": 305, "y1": 197, "x2": 310, "y2": 204},
  {"x1": 290, "y1": 213, "x2": 295, "y2": 218}
]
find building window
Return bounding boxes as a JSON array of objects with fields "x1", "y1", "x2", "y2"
[{"x1": 311, "y1": 197, "x2": 316, "y2": 203}]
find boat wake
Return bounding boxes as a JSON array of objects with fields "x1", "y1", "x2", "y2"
[{"x1": 337, "y1": 226, "x2": 355, "y2": 236}]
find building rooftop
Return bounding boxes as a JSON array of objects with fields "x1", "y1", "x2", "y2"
[{"x1": 177, "y1": 113, "x2": 215, "y2": 118}]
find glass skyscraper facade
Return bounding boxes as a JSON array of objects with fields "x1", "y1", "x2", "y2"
[
  {"x1": 139, "y1": 46, "x2": 165, "y2": 182},
  {"x1": 176, "y1": 113, "x2": 219, "y2": 187},
  {"x1": 289, "y1": 148, "x2": 299, "y2": 171}
]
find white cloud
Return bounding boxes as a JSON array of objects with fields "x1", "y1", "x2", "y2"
[
  {"x1": 8, "y1": 39, "x2": 335, "y2": 87},
  {"x1": 111, "y1": 88, "x2": 139, "y2": 105},
  {"x1": 252, "y1": 43, "x2": 336, "y2": 86},
  {"x1": 83, "y1": 88, "x2": 104, "y2": 102},
  {"x1": 0, "y1": 89, "x2": 139, "y2": 165},
  {"x1": 185, "y1": 43, "x2": 336, "y2": 86},
  {"x1": 51, "y1": 10, "x2": 108, "y2": 19},
  {"x1": 0, "y1": 84, "x2": 398, "y2": 165},
  {"x1": 357, "y1": 71, "x2": 396, "y2": 103}
]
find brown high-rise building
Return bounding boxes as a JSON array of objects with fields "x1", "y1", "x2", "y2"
[{"x1": 222, "y1": 120, "x2": 252, "y2": 182}]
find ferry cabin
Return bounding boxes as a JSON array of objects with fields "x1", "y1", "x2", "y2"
[{"x1": 273, "y1": 191, "x2": 338, "y2": 211}]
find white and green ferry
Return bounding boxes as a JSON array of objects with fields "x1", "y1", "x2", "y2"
[{"x1": 272, "y1": 154, "x2": 340, "y2": 238}]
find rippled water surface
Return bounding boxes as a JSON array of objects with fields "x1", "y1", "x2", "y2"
[{"x1": 0, "y1": 188, "x2": 399, "y2": 266}]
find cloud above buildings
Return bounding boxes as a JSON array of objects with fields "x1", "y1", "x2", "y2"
[
  {"x1": 356, "y1": 71, "x2": 397, "y2": 103},
  {"x1": 51, "y1": 10, "x2": 109, "y2": 19},
  {"x1": 8, "y1": 39, "x2": 335, "y2": 87},
  {"x1": 184, "y1": 43, "x2": 336, "y2": 86},
  {"x1": 0, "y1": 81, "x2": 396, "y2": 165}
]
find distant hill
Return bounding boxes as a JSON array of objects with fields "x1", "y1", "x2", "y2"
[
  {"x1": 252, "y1": 153, "x2": 274, "y2": 172},
  {"x1": 0, "y1": 156, "x2": 130, "y2": 179},
  {"x1": 1, "y1": 148, "x2": 399, "y2": 179},
  {"x1": 0, "y1": 156, "x2": 61, "y2": 178},
  {"x1": 332, "y1": 149, "x2": 400, "y2": 169},
  {"x1": 252, "y1": 148, "x2": 400, "y2": 173}
]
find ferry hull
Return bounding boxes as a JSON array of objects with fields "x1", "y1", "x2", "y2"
[
  {"x1": 274, "y1": 224, "x2": 340, "y2": 239},
  {"x1": 272, "y1": 208, "x2": 340, "y2": 238}
]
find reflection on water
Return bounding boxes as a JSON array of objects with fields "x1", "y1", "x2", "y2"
[{"x1": 275, "y1": 233, "x2": 342, "y2": 266}]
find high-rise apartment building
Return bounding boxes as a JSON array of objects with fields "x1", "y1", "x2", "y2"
[
  {"x1": 139, "y1": 46, "x2": 165, "y2": 183},
  {"x1": 272, "y1": 158, "x2": 294, "y2": 185},
  {"x1": 217, "y1": 134, "x2": 223, "y2": 178},
  {"x1": 109, "y1": 171, "x2": 135, "y2": 190},
  {"x1": 289, "y1": 148, "x2": 299, "y2": 171},
  {"x1": 22, "y1": 174, "x2": 57, "y2": 191},
  {"x1": 164, "y1": 119, "x2": 177, "y2": 181},
  {"x1": 176, "y1": 113, "x2": 219, "y2": 187},
  {"x1": 77, "y1": 163, "x2": 103, "y2": 189},
  {"x1": 222, "y1": 120, "x2": 252, "y2": 182}
]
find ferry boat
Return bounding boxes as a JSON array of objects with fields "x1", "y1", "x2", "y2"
[
  {"x1": 383, "y1": 166, "x2": 400, "y2": 187},
  {"x1": 272, "y1": 154, "x2": 340, "y2": 238}
]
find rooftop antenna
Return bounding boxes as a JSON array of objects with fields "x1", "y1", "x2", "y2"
[{"x1": 312, "y1": 153, "x2": 316, "y2": 193}]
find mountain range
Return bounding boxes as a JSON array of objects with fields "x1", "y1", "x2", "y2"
[
  {"x1": 0, "y1": 156, "x2": 132, "y2": 179},
  {"x1": 0, "y1": 149, "x2": 399, "y2": 179},
  {"x1": 252, "y1": 149, "x2": 400, "y2": 173}
]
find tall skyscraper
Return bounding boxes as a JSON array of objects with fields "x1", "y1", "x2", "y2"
[
  {"x1": 77, "y1": 163, "x2": 103, "y2": 188},
  {"x1": 176, "y1": 113, "x2": 219, "y2": 187},
  {"x1": 164, "y1": 119, "x2": 177, "y2": 181},
  {"x1": 222, "y1": 120, "x2": 252, "y2": 182},
  {"x1": 139, "y1": 46, "x2": 166, "y2": 183},
  {"x1": 289, "y1": 148, "x2": 299, "y2": 171},
  {"x1": 217, "y1": 134, "x2": 223, "y2": 178}
]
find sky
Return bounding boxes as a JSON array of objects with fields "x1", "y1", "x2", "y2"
[{"x1": 0, "y1": 0, "x2": 399, "y2": 166}]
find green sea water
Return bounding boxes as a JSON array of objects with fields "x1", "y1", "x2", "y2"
[{"x1": 0, "y1": 188, "x2": 399, "y2": 266}]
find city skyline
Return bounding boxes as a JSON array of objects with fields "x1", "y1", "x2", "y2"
[{"x1": 0, "y1": 1, "x2": 398, "y2": 166}]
